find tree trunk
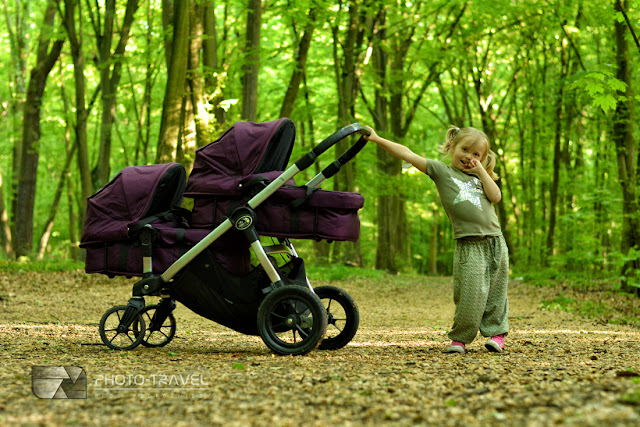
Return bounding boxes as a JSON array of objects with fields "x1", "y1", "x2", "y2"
[
  {"x1": 241, "y1": 0, "x2": 261, "y2": 121},
  {"x1": 187, "y1": 2, "x2": 210, "y2": 152},
  {"x1": 14, "y1": 0, "x2": 64, "y2": 257},
  {"x1": 202, "y1": 0, "x2": 227, "y2": 130},
  {"x1": 157, "y1": 0, "x2": 190, "y2": 162},
  {"x1": 92, "y1": 0, "x2": 140, "y2": 188},
  {"x1": 37, "y1": 144, "x2": 76, "y2": 259},
  {"x1": 279, "y1": 8, "x2": 316, "y2": 119},
  {"x1": 60, "y1": 0, "x2": 93, "y2": 210},
  {"x1": 613, "y1": 0, "x2": 639, "y2": 294},
  {"x1": 0, "y1": 163, "x2": 12, "y2": 257},
  {"x1": 4, "y1": 0, "x2": 29, "y2": 253}
]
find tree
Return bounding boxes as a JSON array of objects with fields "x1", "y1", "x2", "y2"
[
  {"x1": 89, "y1": 0, "x2": 141, "y2": 189},
  {"x1": 156, "y1": 0, "x2": 190, "y2": 162},
  {"x1": 241, "y1": 0, "x2": 262, "y2": 121},
  {"x1": 14, "y1": 0, "x2": 64, "y2": 256},
  {"x1": 612, "y1": 0, "x2": 639, "y2": 293}
]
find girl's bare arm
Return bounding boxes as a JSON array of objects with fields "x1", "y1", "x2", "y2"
[
  {"x1": 468, "y1": 159, "x2": 502, "y2": 203},
  {"x1": 364, "y1": 126, "x2": 427, "y2": 174}
]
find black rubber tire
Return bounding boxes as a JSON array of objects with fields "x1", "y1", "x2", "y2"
[
  {"x1": 99, "y1": 305, "x2": 146, "y2": 350},
  {"x1": 139, "y1": 304, "x2": 177, "y2": 348},
  {"x1": 257, "y1": 286, "x2": 327, "y2": 356},
  {"x1": 314, "y1": 286, "x2": 359, "y2": 350}
]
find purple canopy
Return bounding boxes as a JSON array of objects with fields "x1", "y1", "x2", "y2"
[
  {"x1": 81, "y1": 163, "x2": 186, "y2": 246},
  {"x1": 185, "y1": 118, "x2": 295, "y2": 197}
]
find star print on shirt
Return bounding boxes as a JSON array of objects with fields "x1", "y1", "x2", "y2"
[{"x1": 452, "y1": 177, "x2": 483, "y2": 211}]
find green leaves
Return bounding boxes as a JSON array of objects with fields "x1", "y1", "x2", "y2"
[{"x1": 571, "y1": 71, "x2": 628, "y2": 113}]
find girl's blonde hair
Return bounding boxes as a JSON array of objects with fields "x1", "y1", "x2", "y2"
[{"x1": 438, "y1": 125, "x2": 499, "y2": 180}]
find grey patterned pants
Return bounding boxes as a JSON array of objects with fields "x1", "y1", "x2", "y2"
[{"x1": 448, "y1": 235, "x2": 509, "y2": 344}]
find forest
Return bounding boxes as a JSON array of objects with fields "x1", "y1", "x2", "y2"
[{"x1": 1, "y1": 0, "x2": 639, "y2": 293}]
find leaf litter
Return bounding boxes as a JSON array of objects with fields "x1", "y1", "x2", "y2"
[{"x1": 0, "y1": 270, "x2": 639, "y2": 426}]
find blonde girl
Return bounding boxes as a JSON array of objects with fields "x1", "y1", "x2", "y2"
[{"x1": 364, "y1": 125, "x2": 509, "y2": 354}]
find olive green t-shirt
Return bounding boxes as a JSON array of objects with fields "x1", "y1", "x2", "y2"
[{"x1": 426, "y1": 159, "x2": 502, "y2": 239}]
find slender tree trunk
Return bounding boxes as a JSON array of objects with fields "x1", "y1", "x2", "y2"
[
  {"x1": 187, "y1": 2, "x2": 210, "y2": 152},
  {"x1": 332, "y1": 3, "x2": 363, "y2": 266},
  {"x1": 37, "y1": 144, "x2": 76, "y2": 259},
  {"x1": 545, "y1": 39, "x2": 567, "y2": 264},
  {"x1": 613, "y1": 0, "x2": 639, "y2": 294},
  {"x1": 4, "y1": 0, "x2": 29, "y2": 251},
  {"x1": 157, "y1": 0, "x2": 190, "y2": 162},
  {"x1": 92, "y1": 0, "x2": 140, "y2": 188},
  {"x1": 60, "y1": 0, "x2": 93, "y2": 210},
  {"x1": 0, "y1": 164, "x2": 12, "y2": 257},
  {"x1": 241, "y1": 0, "x2": 261, "y2": 121},
  {"x1": 202, "y1": 0, "x2": 226, "y2": 130},
  {"x1": 280, "y1": 8, "x2": 316, "y2": 119},
  {"x1": 14, "y1": 0, "x2": 64, "y2": 257}
]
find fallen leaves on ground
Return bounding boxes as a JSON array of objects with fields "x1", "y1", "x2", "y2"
[{"x1": 0, "y1": 270, "x2": 639, "y2": 426}]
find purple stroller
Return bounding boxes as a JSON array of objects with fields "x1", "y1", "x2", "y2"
[{"x1": 80, "y1": 119, "x2": 368, "y2": 355}]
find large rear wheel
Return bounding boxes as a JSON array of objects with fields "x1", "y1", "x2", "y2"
[{"x1": 257, "y1": 286, "x2": 327, "y2": 356}]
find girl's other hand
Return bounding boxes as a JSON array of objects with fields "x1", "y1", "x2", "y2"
[{"x1": 468, "y1": 158, "x2": 485, "y2": 175}]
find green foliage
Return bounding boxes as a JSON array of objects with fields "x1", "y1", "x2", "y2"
[
  {"x1": 571, "y1": 70, "x2": 627, "y2": 112},
  {"x1": 0, "y1": 258, "x2": 84, "y2": 272},
  {"x1": 305, "y1": 264, "x2": 385, "y2": 281},
  {"x1": 0, "y1": 0, "x2": 639, "y2": 286},
  {"x1": 540, "y1": 296, "x2": 609, "y2": 319}
]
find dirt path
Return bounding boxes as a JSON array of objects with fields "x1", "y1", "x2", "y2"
[{"x1": 1, "y1": 270, "x2": 639, "y2": 426}]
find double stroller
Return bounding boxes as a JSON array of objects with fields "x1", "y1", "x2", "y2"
[{"x1": 80, "y1": 119, "x2": 369, "y2": 355}]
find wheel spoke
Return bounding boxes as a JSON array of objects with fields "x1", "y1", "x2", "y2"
[
  {"x1": 271, "y1": 320, "x2": 287, "y2": 329},
  {"x1": 325, "y1": 299, "x2": 333, "y2": 311},
  {"x1": 328, "y1": 323, "x2": 344, "y2": 333},
  {"x1": 294, "y1": 325, "x2": 309, "y2": 339}
]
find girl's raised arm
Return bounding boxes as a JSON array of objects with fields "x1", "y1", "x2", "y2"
[{"x1": 364, "y1": 126, "x2": 427, "y2": 174}]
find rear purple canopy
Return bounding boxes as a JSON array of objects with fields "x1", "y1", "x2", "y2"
[
  {"x1": 185, "y1": 118, "x2": 295, "y2": 197},
  {"x1": 80, "y1": 163, "x2": 186, "y2": 245}
]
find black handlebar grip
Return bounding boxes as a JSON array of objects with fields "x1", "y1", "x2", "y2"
[{"x1": 295, "y1": 123, "x2": 369, "y2": 171}]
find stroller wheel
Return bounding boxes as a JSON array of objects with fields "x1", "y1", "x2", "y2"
[
  {"x1": 257, "y1": 286, "x2": 327, "y2": 356},
  {"x1": 314, "y1": 286, "x2": 359, "y2": 350},
  {"x1": 139, "y1": 304, "x2": 177, "y2": 348},
  {"x1": 99, "y1": 305, "x2": 146, "y2": 350}
]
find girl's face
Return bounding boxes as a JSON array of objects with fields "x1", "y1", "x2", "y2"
[{"x1": 451, "y1": 141, "x2": 486, "y2": 173}]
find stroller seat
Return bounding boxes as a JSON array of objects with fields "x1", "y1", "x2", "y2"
[{"x1": 186, "y1": 118, "x2": 364, "y2": 242}]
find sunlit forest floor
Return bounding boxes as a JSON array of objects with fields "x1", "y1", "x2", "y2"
[{"x1": 1, "y1": 269, "x2": 639, "y2": 426}]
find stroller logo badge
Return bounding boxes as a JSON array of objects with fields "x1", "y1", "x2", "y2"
[
  {"x1": 235, "y1": 215, "x2": 253, "y2": 230},
  {"x1": 32, "y1": 366, "x2": 87, "y2": 399}
]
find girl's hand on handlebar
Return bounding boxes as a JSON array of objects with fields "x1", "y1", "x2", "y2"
[{"x1": 363, "y1": 126, "x2": 378, "y2": 142}]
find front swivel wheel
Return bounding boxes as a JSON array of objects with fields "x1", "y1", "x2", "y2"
[
  {"x1": 99, "y1": 305, "x2": 146, "y2": 350},
  {"x1": 139, "y1": 304, "x2": 177, "y2": 347},
  {"x1": 257, "y1": 286, "x2": 327, "y2": 356},
  {"x1": 315, "y1": 286, "x2": 359, "y2": 350}
]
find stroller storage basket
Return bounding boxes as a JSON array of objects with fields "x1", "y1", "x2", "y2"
[{"x1": 80, "y1": 162, "x2": 252, "y2": 277}]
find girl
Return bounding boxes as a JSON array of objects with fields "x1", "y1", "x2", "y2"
[{"x1": 364, "y1": 125, "x2": 509, "y2": 353}]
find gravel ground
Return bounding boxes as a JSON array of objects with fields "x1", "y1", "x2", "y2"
[{"x1": 1, "y1": 270, "x2": 639, "y2": 426}]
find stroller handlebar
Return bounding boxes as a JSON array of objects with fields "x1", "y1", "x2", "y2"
[{"x1": 294, "y1": 123, "x2": 370, "y2": 172}]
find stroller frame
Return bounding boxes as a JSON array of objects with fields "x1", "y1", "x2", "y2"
[{"x1": 98, "y1": 122, "x2": 369, "y2": 356}]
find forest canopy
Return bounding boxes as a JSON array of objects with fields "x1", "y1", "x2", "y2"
[{"x1": 1, "y1": 0, "x2": 639, "y2": 292}]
